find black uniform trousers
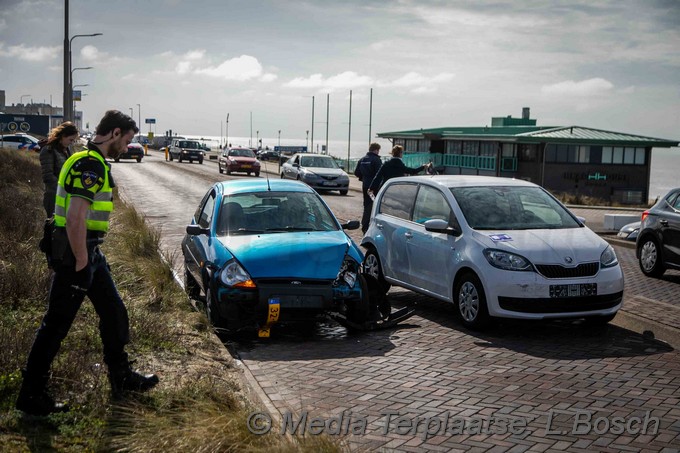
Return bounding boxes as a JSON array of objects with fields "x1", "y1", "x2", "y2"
[
  {"x1": 361, "y1": 189, "x2": 374, "y2": 234},
  {"x1": 24, "y1": 248, "x2": 130, "y2": 380}
]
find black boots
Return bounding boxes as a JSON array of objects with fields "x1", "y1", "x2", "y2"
[
  {"x1": 108, "y1": 355, "x2": 159, "y2": 399},
  {"x1": 15, "y1": 370, "x2": 69, "y2": 416}
]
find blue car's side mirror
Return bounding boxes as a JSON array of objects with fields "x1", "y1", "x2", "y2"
[
  {"x1": 342, "y1": 220, "x2": 360, "y2": 230},
  {"x1": 186, "y1": 224, "x2": 209, "y2": 236}
]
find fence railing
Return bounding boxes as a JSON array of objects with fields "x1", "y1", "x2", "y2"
[{"x1": 337, "y1": 153, "x2": 515, "y2": 174}]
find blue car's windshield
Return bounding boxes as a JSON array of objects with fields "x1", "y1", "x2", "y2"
[
  {"x1": 217, "y1": 191, "x2": 340, "y2": 235},
  {"x1": 450, "y1": 186, "x2": 581, "y2": 230}
]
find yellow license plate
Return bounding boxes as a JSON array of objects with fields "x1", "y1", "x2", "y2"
[{"x1": 258, "y1": 298, "x2": 281, "y2": 338}]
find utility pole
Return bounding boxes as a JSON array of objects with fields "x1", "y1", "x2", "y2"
[
  {"x1": 226, "y1": 113, "x2": 229, "y2": 148},
  {"x1": 325, "y1": 93, "x2": 329, "y2": 155},
  {"x1": 347, "y1": 90, "x2": 352, "y2": 171},
  {"x1": 368, "y1": 88, "x2": 373, "y2": 145},
  {"x1": 63, "y1": 0, "x2": 69, "y2": 121},
  {"x1": 311, "y1": 95, "x2": 315, "y2": 153}
]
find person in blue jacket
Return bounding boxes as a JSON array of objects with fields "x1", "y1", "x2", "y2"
[
  {"x1": 368, "y1": 145, "x2": 430, "y2": 198},
  {"x1": 354, "y1": 143, "x2": 383, "y2": 233}
]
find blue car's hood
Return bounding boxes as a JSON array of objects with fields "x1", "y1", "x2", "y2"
[{"x1": 218, "y1": 231, "x2": 355, "y2": 279}]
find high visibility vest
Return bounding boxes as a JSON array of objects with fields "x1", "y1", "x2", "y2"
[{"x1": 54, "y1": 149, "x2": 113, "y2": 234}]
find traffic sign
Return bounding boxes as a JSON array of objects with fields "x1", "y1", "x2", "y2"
[{"x1": 145, "y1": 118, "x2": 156, "y2": 124}]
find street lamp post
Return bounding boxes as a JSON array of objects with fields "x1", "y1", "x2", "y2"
[
  {"x1": 278, "y1": 130, "x2": 281, "y2": 147},
  {"x1": 256, "y1": 130, "x2": 259, "y2": 150},
  {"x1": 226, "y1": 113, "x2": 229, "y2": 148},
  {"x1": 66, "y1": 32, "x2": 102, "y2": 121},
  {"x1": 129, "y1": 108, "x2": 133, "y2": 118},
  {"x1": 72, "y1": 84, "x2": 88, "y2": 126},
  {"x1": 306, "y1": 130, "x2": 309, "y2": 151},
  {"x1": 137, "y1": 103, "x2": 141, "y2": 140},
  {"x1": 70, "y1": 67, "x2": 92, "y2": 125}
]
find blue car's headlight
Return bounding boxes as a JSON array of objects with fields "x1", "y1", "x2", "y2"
[
  {"x1": 483, "y1": 249, "x2": 533, "y2": 271},
  {"x1": 334, "y1": 256, "x2": 360, "y2": 290},
  {"x1": 600, "y1": 245, "x2": 618, "y2": 268},
  {"x1": 220, "y1": 259, "x2": 256, "y2": 288}
]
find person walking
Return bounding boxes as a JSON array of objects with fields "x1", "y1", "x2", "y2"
[
  {"x1": 16, "y1": 110, "x2": 159, "y2": 416},
  {"x1": 39, "y1": 122, "x2": 79, "y2": 217},
  {"x1": 368, "y1": 145, "x2": 431, "y2": 198},
  {"x1": 354, "y1": 143, "x2": 383, "y2": 233}
]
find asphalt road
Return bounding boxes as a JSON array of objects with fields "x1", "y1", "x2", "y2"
[{"x1": 111, "y1": 150, "x2": 680, "y2": 452}]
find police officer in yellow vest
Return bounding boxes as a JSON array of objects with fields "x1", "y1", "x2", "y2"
[{"x1": 16, "y1": 110, "x2": 159, "y2": 416}]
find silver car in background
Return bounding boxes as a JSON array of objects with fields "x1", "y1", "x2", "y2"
[{"x1": 280, "y1": 153, "x2": 350, "y2": 195}]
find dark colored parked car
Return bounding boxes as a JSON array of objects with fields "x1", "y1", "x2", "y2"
[
  {"x1": 636, "y1": 188, "x2": 680, "y2": 277},
  {"x1": 258, "y1": 149, "x2": 280, "y2": 161},
  {"x1": 169, "y1": 139, "x2": 204, "y2": 164},
  {"x1": 114, "y1": 142, "x2": 144, "y2": 162}
]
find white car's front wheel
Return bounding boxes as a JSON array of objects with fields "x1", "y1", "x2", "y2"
[{"x1": 455, "y1": 273, "x2": 490, "y2": 330}]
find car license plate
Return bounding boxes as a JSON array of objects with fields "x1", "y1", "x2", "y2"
[
  {"x1": 549, "y1": 283, "x2": 597, "y2": 298},
  {"x1": 279, "y1": 295, "x2": 324, "y2": 308},
  {"x1": 322, "y1": 181, "x2": 338, "y2": 187},
  {"x1": 242, "y1": 165, "x2": 252, "y2": 169},
  {"x1": 258, "y1": 298, "x2": 281, "y2": 338}
]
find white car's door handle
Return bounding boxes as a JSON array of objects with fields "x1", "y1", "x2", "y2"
[{"x1": 404, "y1": 232, "x2": 413, "y2": 239}]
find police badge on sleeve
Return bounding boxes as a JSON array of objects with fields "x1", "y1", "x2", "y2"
[{"x1": 81, "y1": 171, "x2": 99, "y2": 189}]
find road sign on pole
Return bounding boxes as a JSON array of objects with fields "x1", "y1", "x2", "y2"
[{"x1": 145, "y1": 118, "x2": 156, "y2": 124}]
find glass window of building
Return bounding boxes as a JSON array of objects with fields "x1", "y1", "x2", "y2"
[
  {"x1": 613, "y1": 147, "x2": 624, "y2": 164},
  {"x1": 578, "y1": 146, "x2": 590, "y2": 163},
  {"x1": 602, "y1": 147, "x2": 612, "y2": 163},
  {"x1": 635, "y1": 148, "x2": 645, "y2": 165},
  {"x1": 447, "y1": 141, "x2": 462, "y2": 154},
  {"x1": 462, "y1": 141, "x2": 478, "y2": 155}
]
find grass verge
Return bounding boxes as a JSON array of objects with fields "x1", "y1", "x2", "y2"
[{"x1": 0, "y1": 147, "x2": 343, "y2": 452}]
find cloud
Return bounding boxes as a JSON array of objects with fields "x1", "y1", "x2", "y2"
[
  {"x1": 192, "y1": 55, "x2": 276, "y2": 82},
  {"x1": 183, "y1": 49, "x2": 205, "y2": 60},
  {"x1": 80, "y1": 45, "x2": 108, "y2": 62},
  {"x1": 285, "y1": 71, "x2": 374, "y2": 91},
  {"x1": 0, "y1": 43, "x2": 60, "y2": 61},
  {"x1": 541, "y1": 78, "x2": 614, "y2": 96},
  {"x1": 284, "y1": 70, "x2": 455, "y2": 94}
]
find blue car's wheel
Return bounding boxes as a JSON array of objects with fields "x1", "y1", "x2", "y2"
[
  {"x1": 362, "y1": 248, "x2": 390, "y2": 293},
  {"x1": 205, "y1": 286, "x2": 226, "y2": 330},
  {"x1": 184, "y1": 266, "x2": 200, "y2": 300}
]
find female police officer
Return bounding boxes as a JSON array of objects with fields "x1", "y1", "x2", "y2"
[{"x1": 16, "y1": 110, "x2": 159, "y2": 416}]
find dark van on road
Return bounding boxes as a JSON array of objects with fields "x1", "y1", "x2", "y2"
[{"x1": 169, "y1": 139, "x2": 204, "y2": 164}]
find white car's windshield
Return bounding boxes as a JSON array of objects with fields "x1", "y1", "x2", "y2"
[
  {"x1": 217, "y1": 191, "x2": 339, "y2": 235},
  {"x1": 450, "y1": 186, "x2": 581, "y2": 230}
]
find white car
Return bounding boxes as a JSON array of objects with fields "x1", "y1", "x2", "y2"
[
  {"x1": 0, "y1": 133, "x2": 41, "y2": 152},
  {"x1": 280, "y1": 153, "x2": 350, "y2": 195},
  {"x1": 361, "y1": 175, "x2": 624, "y2": 329}
]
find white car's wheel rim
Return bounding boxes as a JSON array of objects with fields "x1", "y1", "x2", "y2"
[
  {"x1": 458, "y1": 281, "x2": 479, "y2": 322},
  {"x1": 640, "y1": 241, "x2": 657, "y2": 272},
  {"x1": 364, "y1": 254, "x2": 380, "y2": 280}
]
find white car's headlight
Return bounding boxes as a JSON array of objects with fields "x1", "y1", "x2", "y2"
[
  {"x1": 600, "y1": 245, "x2": 619, "y2": 268},
  {"x1": 219, "y1": 259, "x2": 255, "y2": 288},
  {"x1": 483, "y1": 249, "x2": 533, "y2": 271}
]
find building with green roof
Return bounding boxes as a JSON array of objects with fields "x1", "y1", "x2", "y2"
[{"x1": 377, "y1": 108, "x2": 678, "y2": 204}]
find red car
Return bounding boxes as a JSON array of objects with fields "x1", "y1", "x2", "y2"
[
  {"x1": 218, "y1": 147, "x2": 261, "y2": 177},
  {"x1": 115, "y1": 142, "x2": 144, "y2": 162}
]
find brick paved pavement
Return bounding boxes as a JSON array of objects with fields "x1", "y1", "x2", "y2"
[
  {"x1": 236, "y1": 173, "x2": 680, "y2": 452},
  {"x1": 238, "y1": 294, "x2": 680, "y2": 452}
]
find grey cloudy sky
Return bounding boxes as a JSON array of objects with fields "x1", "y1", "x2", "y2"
[{"x1": 1, "y1": 0, "x2": 679, "y2": 146}]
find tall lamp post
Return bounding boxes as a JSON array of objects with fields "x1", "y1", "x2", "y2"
[
  {"x1": 72, "y1": 84, "x2": 88, "y2": 126},
  {"x1": 66, "y1": 32, "x2": 102, "y2": 121},
  {"x1": 278, "y1": 130, "x2": 281, "y2": 147},
  {"x1": 129, "y1": 108, "x2": 134, "y2": 118},
  {"x1": 226, "y1": 113, "x2": 229, "y2": 148},
  {"x1": 137, "y1": 103, "x2": 141, "y2": 140},
  {"x1": 70, "y1": 67, "x2": 92, "y2": 126}
]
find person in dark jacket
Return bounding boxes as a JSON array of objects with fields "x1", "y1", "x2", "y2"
[
  {"x1": 368, "y1": 145, "x2": 430, "y2": 198},
  {"x1": 39, "y1": 122, "x2": 79, "y2": 217},
  {"x1": 354, "y1": 143, "x2": 382, "y2": 233}
]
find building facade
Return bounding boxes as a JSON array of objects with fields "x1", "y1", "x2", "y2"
[{"x1": 377, "y1": 109, "x2": 679, "y2": 205}]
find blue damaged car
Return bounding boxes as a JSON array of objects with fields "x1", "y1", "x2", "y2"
[{"x1": 182, "y1": 179, "x2": 375, "y2": 336}]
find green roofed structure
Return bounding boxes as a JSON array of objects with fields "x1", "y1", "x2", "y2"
[{"x1": 377, "y1": 108, "x2": 678, "y2": 204}]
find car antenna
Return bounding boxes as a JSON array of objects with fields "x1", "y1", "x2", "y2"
[{"x1": 263, "y1": 158, "x2": 272, "y2": 191}]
